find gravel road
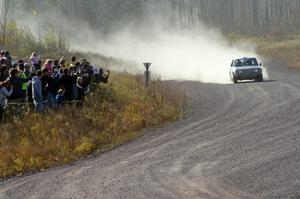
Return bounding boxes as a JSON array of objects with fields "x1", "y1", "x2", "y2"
[{"x1": 1, "y1": 60, "x2": 300, "y2": 199}]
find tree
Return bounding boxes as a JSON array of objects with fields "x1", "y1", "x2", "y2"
[
  {"x1": 8, "y1": 0, "x2": 300, "y2": 36},
  {"x1": 0, "y1": 0, "x2": 10, "y2": 49}
]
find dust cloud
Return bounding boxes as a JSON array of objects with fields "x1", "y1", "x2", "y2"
[
  {"x1": 14, "y1": 1, "x2": 267, "y2": 84},
  {"x1": 81, "y1": 26, "x2": 263, "y2": 84}
]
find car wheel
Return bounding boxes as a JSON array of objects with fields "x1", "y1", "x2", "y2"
[
  {"x1": 233, "y1": 76, "x2": 238, "y2": 84},
  {"x1": 259, "y1": 74, "x2": 264, "y2": 82},
  {"x1": 256, "y1": 74, "x2": 263, "y2": 82}
]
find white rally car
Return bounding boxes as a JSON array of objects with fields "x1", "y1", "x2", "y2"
[{"x1": 230, "y1": 57, "x2": 263, "y2": 83}]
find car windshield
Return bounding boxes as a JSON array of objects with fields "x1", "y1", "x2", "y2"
[{"x1": 234, "y1": 58, "x2": 258, "y2": 67}]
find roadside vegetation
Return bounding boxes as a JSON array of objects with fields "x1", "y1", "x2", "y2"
[
  {"x1": 0, "y1": 22, "x2": 185, "y2": 178},
  {"x1": 228, "y1": 31, "x2": 300, "y2": 68}
]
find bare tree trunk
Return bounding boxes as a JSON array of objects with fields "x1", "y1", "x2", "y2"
[{"x1": 0, "y1": 0, "x2": 10, "y2": 49}]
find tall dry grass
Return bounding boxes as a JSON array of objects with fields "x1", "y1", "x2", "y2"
[
  {"x1": 227, "y1": 32, "x2": 300, "y2": 68},
  {"x1": 0, "y1": 73, "x2": 185, "y2": 178}
]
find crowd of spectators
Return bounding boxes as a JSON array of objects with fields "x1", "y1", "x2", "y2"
[{"x1": 0, "y1": 50, "x2": 110, "y2": 122}]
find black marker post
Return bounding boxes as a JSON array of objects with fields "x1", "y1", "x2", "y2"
[{"x1": 143, "y1": 62, "x2": 152, "y2": 87}]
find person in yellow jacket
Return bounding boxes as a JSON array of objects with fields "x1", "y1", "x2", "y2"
[{"x1": 17, "y1": 60, "x2": 29, "y2": 102}]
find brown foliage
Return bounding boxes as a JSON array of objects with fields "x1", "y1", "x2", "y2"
[{"x1": 0, "y1": 73, "x2": 185, "y2": 178}]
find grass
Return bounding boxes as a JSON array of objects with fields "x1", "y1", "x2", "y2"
[
  {"x1": 227, "y1": 31, "x2": 300, "y2": 68},
  {"x1": 1, "y1": 22, "x2": 185, "y2": 178},
  {"x1": 0, "y1": 73, "x2": 185, "y2": 178}
]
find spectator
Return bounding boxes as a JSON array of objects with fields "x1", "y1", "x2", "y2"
[
  {"x1": 59, "y1": 57, "x2": 66, "y2": 68},
  {"x1": 43, "y1": 59, "x2": 53, "y2": 72},
  {"x1": 94, "y1": 67, "x2": 110, "y2": 84},
  {"x1": 0, "y1": 52, "x2": 6, "y2": 65},
  {"x1": 72, "y1": 56, "x2": 76, "y2": 64},
  {"x1": 55, "y1": 89, "x2": 65, "y2": 108},
  {"x1": 0, "y1": 65, "x2": 9, "y2": 81},
  {"x1": 59, "y1": 68, "x2": 72, "y2": 101},
  {"x1": 0, "y1": 50, "x2": 4, "y2": 58},
  {"x1": 18, "y1": 61, "x2": 29, "y2": 102},
  {"x1": 82, "y1": 62, "x2": 93, "y2": 92},
  {"x1": 0, "y1": 80, "x2": 13, "y2": 122},
  {"x1": 26, "y1": 76, "x2": 33, "y2": 104},
  {"x1": 41, "y1": 68, "x2": 51, "y2": 101},
  {"x1": 71, "y1": 72, "x2": 78, "y2": 100},
  {"x1": 8, "y1": 68, "x2": 28, "y2": 100},
  {"x1": 3, "y1": 51, "x2": 12, "y2": 68},
  {"x1": 0, "y1": 51, "x2": 11, "y2": 69},
  {"x1": 74, "y1": 62, "x2": 81, "y2": 74},
  {"x1": 2, "y1": 53, "x2": 108, "y2": 114},
  {"x1": 53, "y1": 60, "x2": 60, "y2": 77},
  {"x1": 32, "y1": 59, "x2": 42, "y2": 73},
  {"x1": 32, "y1": 70, "x2": 44, "y2": 112},
  {"x1": 12, "y1": 61, "x2": 18, "y2": 69},
  {"x1": 24, "y1": 62, "x2": 32, "y2": 77},
  {"x1": 102, "y1": 70, "x2": 110, "y2": 84},
  {"x1": 70, "y1": 56, "x2": 76, "y2": 67},
  {"x1": 76, "y1": 77, "x2": 84, "y2": 107},
  {"x1": 80, "y1": 58, "x2": 87, "y2": 66},
  {"x1": 30, "y1": 52, "x2": 40, "y2": 68},
  {"x1": 53, "y1": 59, "x2": 59, "y2": 68},
  {"x1": 93, "y1": 65, "x2": 100, "y2": 74},
  {"x1": 47, "y1": 72, "x2": 60, "y2": 107}
]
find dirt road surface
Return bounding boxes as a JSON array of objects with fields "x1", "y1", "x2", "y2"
[{"x1": 1, "y1": 61, "x2": 300, "y2": 199}]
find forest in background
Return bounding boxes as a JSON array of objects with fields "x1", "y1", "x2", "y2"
[
  {"x1": 171, "y1": 0, "x2": 300, "y2": 35},
  {"x1": 4, "y1": 0, "x2": 300, "y2": 35}
]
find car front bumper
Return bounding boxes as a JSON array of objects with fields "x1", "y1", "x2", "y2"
[{"x1": 235, "y1": 70, "x2": 262, "y2": 80}]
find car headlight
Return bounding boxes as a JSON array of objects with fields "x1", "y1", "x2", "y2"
[
  {"x1": 238, "y1": 70, "x2": 243, "y2": 74},
  {"x1": 254, "y1": 69, "x2": 259, "y2": 72}
]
